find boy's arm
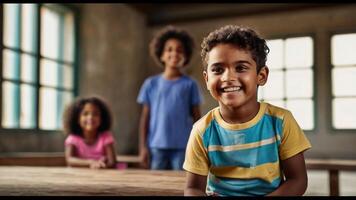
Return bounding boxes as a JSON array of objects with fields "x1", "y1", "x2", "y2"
[
  {"x1": 139, "y1": 104, "x2": 150, "y2": 169},
  {"x1": 191, "y1": 105, "x2": 201, "y2": 123},
  {"x1": 267, "y1": 152, "x2": 308, "y2": 196},
  {"x1": 184, "y1": 172, "x2": 207, "y2": 196},
  {"x1": 65, "y1": 145, "x2": 106, "y2": 169},
  {"x1": 104, "y1": 143, "x2": 117, "y2": 168}
]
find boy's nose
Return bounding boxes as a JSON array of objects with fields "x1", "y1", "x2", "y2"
[{"x1": 221, "y1": 69, "x2": 236, "y2": 82}]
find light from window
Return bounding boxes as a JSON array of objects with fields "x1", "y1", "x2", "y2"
[{"x1": 331, "y1": 33, "x2": 356, "y2": 129}]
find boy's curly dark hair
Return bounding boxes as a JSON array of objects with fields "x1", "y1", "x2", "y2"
[
  {"x1": 62, "y1": 96, "x2": 112, "y2": 137},
  {"x1": 201, "y1": 25, "x2": 270, "y2": 72},
  {"x1": 150, "y1": 25, "x2": 195, "y2": 67}
]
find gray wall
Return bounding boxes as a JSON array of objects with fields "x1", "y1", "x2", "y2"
[{"x1": 78, "y1": 4, "x2": 147, "y2": 154}]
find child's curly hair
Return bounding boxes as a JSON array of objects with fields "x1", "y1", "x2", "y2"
[
  {"x1": 62, "y1": 96, "x2": 112, "y2": 137},
  {"x1": 149, "y1": 25, "x2": 195, "y2": 67},
  {"x1": 201, "y1": 25, "x2": 270, "y2": 72}
]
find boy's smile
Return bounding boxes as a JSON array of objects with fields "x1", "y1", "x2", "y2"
[{"x1": 204, "y1": 43, "x2": 268, "y2": 114}]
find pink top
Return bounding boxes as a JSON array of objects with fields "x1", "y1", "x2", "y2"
[{"x1": 64, "y1": 131, "x2": 114, "y2": 160}]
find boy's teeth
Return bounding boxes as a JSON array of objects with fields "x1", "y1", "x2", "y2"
[{"x1": 223, "y1": 87, "x2": 241, "y2": 92}]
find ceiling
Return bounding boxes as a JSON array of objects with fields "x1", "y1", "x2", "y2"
[{"x1": 129, "y1": 3, "x2": 339, "y2": 26}]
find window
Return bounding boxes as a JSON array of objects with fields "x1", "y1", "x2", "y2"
[
  {"x1": 1, "y1": 4, "x2": 76, "y2": 130},
  {"x1": 258, "y1": 36, "x2": 314, "y2": 131},
  {"x1": 331, "y1": 33, "x2": 356, "y2": 129}
]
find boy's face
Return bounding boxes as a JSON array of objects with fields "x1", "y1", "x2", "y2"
[
  {"x1": 79, "y1": 103, "x2": 101, "y2": 136},
  {"x1": 160, "y1": 38, "x2": 185, "y2": 69},
  {"x1": 203, "y1": 44, "x2": 268, "y2": 110}
]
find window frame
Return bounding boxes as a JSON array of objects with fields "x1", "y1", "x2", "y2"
[
  {"x1": 328, "y1": 29, "x2": 356, "y2": 133},
  {"x1": 0, "y1": 3, "x2": 79, "y2": 133},
  {"x1": 260, "y1": 32, "x2": 317, "y2": 134}
]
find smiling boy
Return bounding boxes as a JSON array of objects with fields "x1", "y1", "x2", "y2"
[{"x1": 183, "y1": 25, "x2": 311, "y2": 196}]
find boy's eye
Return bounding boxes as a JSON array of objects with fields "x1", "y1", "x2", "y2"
[
  {"x1": 235, "y1": 65, "x2": 247, "y2": 72},
  {"x1": 211, "y1": 66, "x2": 224, "y2": 74}
]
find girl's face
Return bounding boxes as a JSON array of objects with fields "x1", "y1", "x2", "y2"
[
  {"x1": 79, "y1": 103, "x2": 101, "y2": 136},
  {"x1": 160, "y1": 38, "x2": 186, "y2": 69},
  {"x1": 204, "y1": 43, "x2": 268, "y2": 110}
]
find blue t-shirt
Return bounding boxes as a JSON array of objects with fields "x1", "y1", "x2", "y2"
[{"x1": 137, "y1": 74, "x2": 203, "y2": 149}]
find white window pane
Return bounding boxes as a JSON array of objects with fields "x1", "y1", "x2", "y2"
[
  {"x1": 286, "y1": 99, "x2": 314, "y2": 130},
  {"x1": 285, "y1": 37, "x2": 313, "y2": 68},
  {"x1": 21, "y1": 54, "x2": 37, "y2": 83},
  {"x1": 3, "y1": 4, "x2": 20, "y2": 48},
  {"x1": 63, "y1": 64, "x2": 74, "y2": 89},
  {"x1": 265, "y1": 100, "x2": 285, "y2": 109},
  {"x1": 40, "y1": 59, "x2": 59, "y2": 87},
  {"x1": 261, "y1": 70, "x2": 284, "y2": 99},
  {"x1": 332, "y1": 98, "x2": 356, "y2": 129},
  {"x1": 21, "y1": 4, "x2": 38, "y2": 53},
  {"x1": 41, "y1": 7, "x2": 60, "y2": 59},
  {"x1": 63, "y1": 13, "x2": 74, "y2": 62},
  {"x1": 286, "y1": 69, "x2": 313, "y2": 98},
  {"x1": 39, "y1": 87, "x2": 58, "y2": 130},
  {"x1": 20, "y1": 84, "x2": 36, "y2": 128},
  {"x1": 332, "y1": 67, "x2": 356, "y2": 96},
  {"x1": 2, "y1": 81, "x2": 19, "y2": 128},
  {"x1": 266, "y1": 39, "x2": 283, "y2": 69},
  {"x1": 3, "y1": 49, "x2": 20, "y2": 80},
  {"x1": 332, "y1": 34, "x2": 356, "y2": 66}
]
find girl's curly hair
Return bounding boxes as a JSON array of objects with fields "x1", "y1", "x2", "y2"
[
  {"x1": 62, "y1": 96, "x2": 112, "y2": 137},
  {"x1": 149, "y1": 25, "x2": 195, "y2": 67},
  {"x1": 201, "y1": 25, "x2": 270, "y2": 72}
]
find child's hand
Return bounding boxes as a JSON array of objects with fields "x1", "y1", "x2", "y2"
[
  {"x1": 89, "y1": 159, "x2": 107, "y2": 169},
  {"x1": 139, "y1": 147, "x2": 150, "y2": 169}
]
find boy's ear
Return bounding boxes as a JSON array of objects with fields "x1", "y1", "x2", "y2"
[
  {"x1": 257, "y1": 66, "x2": 269, "y2": 86},
  {"x1": 203, "y1": 70, "x2": 209, "y2": 90}
]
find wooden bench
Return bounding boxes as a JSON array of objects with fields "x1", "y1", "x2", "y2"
[
  {"x1": 0, "y1": 152, "x2": 140, "y2": 168},
  {"x1": 305, "y1": 158, "x2": 356, "y2": 196}
]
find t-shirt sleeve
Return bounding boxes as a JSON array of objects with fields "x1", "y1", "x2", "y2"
[
  {"x1": 137, "y1": 78, "x2": 151, "y2": 105},
  {"x1": 190, "y1": 80, "x2": 203, "y2": 106},
  {"x1": 101, "y1": 131, "x2": 115, "y2": 146},
  {"x1": 183, "y1": 124, "x2": 210, "y2": 176},
  {"x1": 64, "y1": 134, "x2": 79, "y2": 147},
  {"x1": 279, "y1": 111, "x2": 312, "y2": 160}
]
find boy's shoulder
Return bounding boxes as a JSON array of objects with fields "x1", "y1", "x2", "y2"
[
  {"x1": 192, "y1": 107, "x2": 218, "y2": 135},
  {"x1": 145, "y1": 74, "x2": 162, "y2": 82}
]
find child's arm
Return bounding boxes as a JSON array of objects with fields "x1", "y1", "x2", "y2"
[
  {"x1": 65, "y1": 144, "x2": 106, "y2": 169},
  {"x1": 184, "y1": 172, "x2": 207, "y2": 196},
  {"x1": 139, "y1": 104, "x2": 150, "y2": 169},
  {"x1": 266, "y1": 152, "x2": 308, "y2": 196},
  {"x1": 104, "y1": 143, "x2": 117, "y2": 168},
  {"x1": 191, "y1": 105, "x2": 201, "y2": 123}
]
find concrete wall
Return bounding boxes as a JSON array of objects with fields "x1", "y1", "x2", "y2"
[
  {"x1": 146, "y1": 5, "x2": 356, "y2": 159},
  {"x1": 78, "y1": 4, "x2": 147, "y2": 154}
]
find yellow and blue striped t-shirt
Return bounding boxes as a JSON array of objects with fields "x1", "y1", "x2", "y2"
[{"x1": 183, "y1": 102, "x2": 311, "y2": 196}]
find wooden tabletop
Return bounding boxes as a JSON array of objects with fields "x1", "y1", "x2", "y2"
[{"x1": 0, "y1": 166, "x2": 186, "y2": 196}]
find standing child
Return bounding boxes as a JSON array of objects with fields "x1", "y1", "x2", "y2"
[
  {"x1": 183, "y1": 25, "x2": 312, "y2": 196},
  {"x1": 137, "y1": 25, "x2": 203, "y2": 170},
  {"x1": 63, "y1": 96, "x2": 125, "y2": 169}
]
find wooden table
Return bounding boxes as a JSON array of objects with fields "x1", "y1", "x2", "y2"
[
  {"x1": 0, "y1": 166, "x2": 186, "y2": 196},
  {"x1": 306, "y1": 158, "x2": 356, "y2": 196}
]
